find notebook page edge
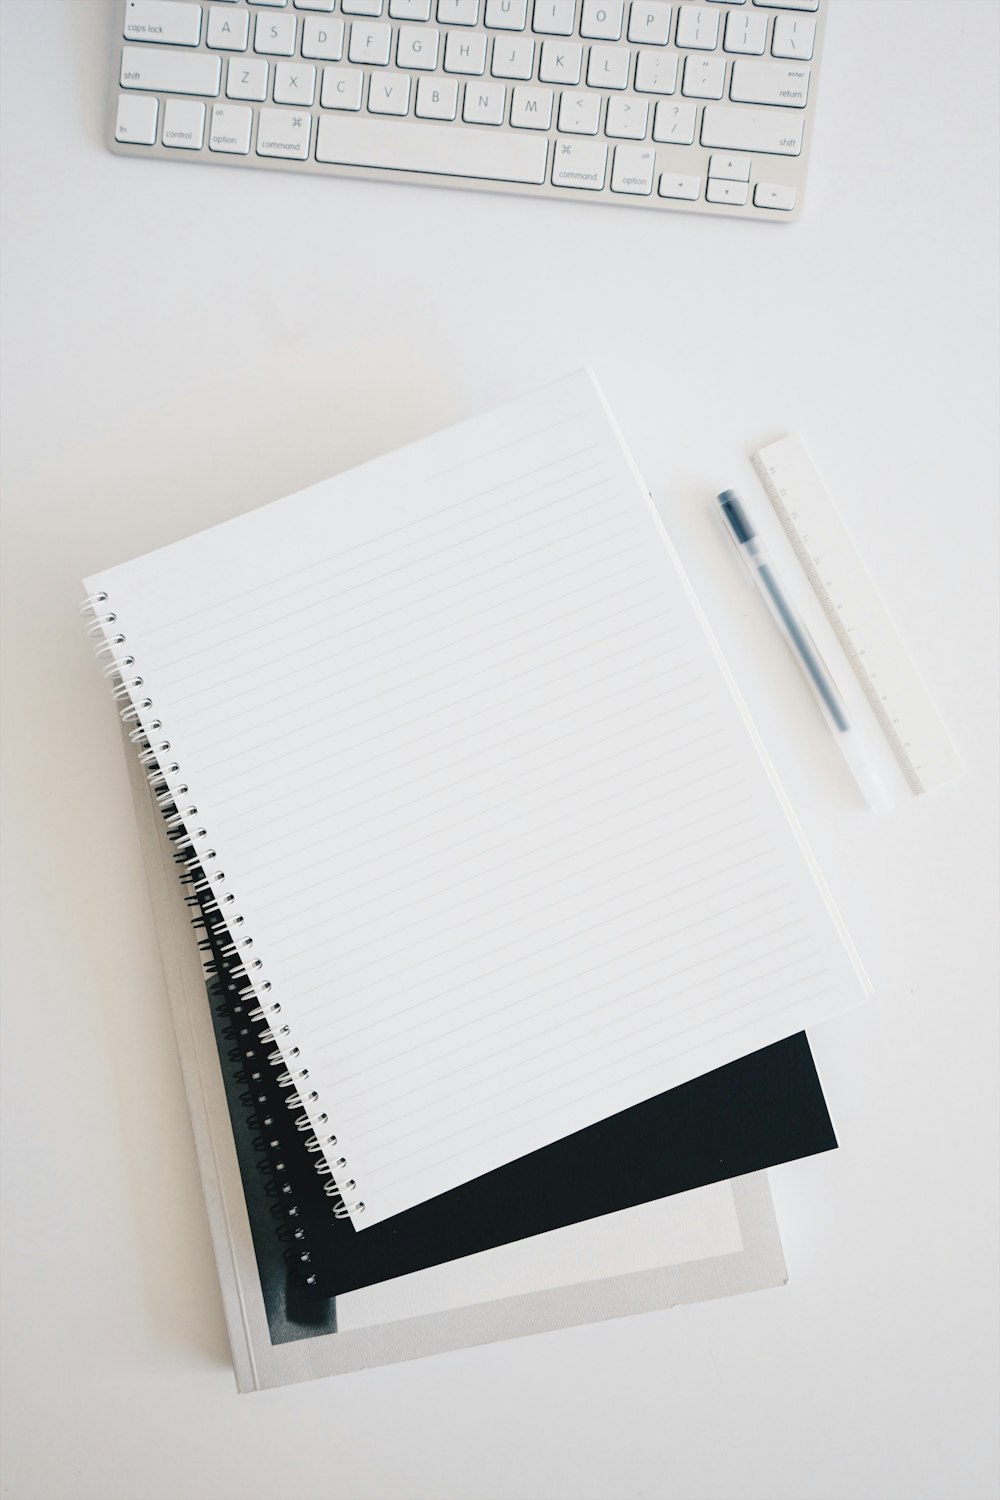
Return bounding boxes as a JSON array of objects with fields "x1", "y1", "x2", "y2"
[{"x1": 583, "y1": 372, "x2": 871, "y2": 999}]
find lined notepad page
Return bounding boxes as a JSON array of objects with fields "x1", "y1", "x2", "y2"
[{"x1": 88, "y1": 371, "x2": 867, "y2": 1229}]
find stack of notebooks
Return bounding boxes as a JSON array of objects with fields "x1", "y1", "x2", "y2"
[{"x1": 84, "y1": 371, "x2": 867, "y2": 1391}]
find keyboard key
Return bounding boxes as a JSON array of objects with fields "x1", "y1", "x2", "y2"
[
  {"x1": 209, "y1": 102, "x2": 253, "y2": 151},
  {"x1": 706, "y1": 176, "x2": 748, "y2": 205},
  {"x1": 162, "y1": 97, "x2": 206, "y2": 148},
  {"x1": 754, "y1": 180, "x2": 795, "y2": 209},
  {"x1": 581, "y1": 1, "x2": 624, "y2": 40},
  {"x1": 207, "y1": 5, "x2": 250, "y2": 47},
  {"x1": 439, "y1": 0, "x2": 479, "y2": 22},
  {"x1": 753, "y1": 0, "x2": 816, "y2": 9},
  {"x1": 492, "y1": 36, "x2": 535, "y2": 77},
  {"x1": 723, "y1": 8, "x2": 766, "y2": 55},
  {"x1": 539, "y1": 40, "x2": 582, "y2": 84},
  {"x1": 415, "y1": 75, "x2": 459, "y2": 116},
  {"x1": 730, "y1": 59, "x2": 808, "y2": 107},
  {"x1": 652, "y1": 98, "x2": 695, "y2": 142},
  {"x1": 675, "y1": 5, "x2": 719, "y2": 50},
  {"x1": 254, "y1": 12, "x2": 297, "y2": 52},
  {"x1": 510, "y1": 84, "x2": 552, "y2": 127},
  {"x1": 227, "y1": 57, "x2": 268, "y2": 97},
  {"x1": 558, "y1": 90, "x2": 601, "y2": 135},
  {"x1": 302, "y1": 16, "x2": 344, "y2": 55},
  {"x1": 611, "y1": 143, "x2": 654, "y2": 193},
  {"x1": 682, "y1": 54, "x2": 724, "y2": 98},
  {"x1": 658, "y1": 170, "x2": 699, "y2": 198},
  {"x1": 444, "y1": 31, "x2": 487, "y2": 72},
  {"x1": 370, "y1": 72, "x2": 412, "y2": 113},
  {"x1": 398, "y1": 26, "x2": 440, "y2": 68},
  {"x1": 708, "y1": 152, "x2": 749, "y2": 180},
  {"x1": 274, "y1": 61, "x2": 316, "y2": 102},
  {"x1": 321, "y1": 65, "x2": 364, "y2": 107},
  {"x1": 533, "y1": 0, "x2": 574, "y2": 35},
  {"x1": 349, "y1": 22, "x2": 392, "y2": 63},
  {"x1": 316, "y1": 114, "x2": 548, "y2": 180},
  {"x1": 257, "y1": 106, "x2": 312, "y2": 157},
  {"x1": 587, "y1": 45, "x2": 630, "y2": 89},
  {"x1": 634, "y1": 49, "x2": 677, "y2": 93},
  {"x1": 627, "y1": 2, "x2": 671, "y2": 44},
  {"x1": 249, "y1": 0, "x2": 288, "y2": 7},
  {"x1": 771, "y1": 14, "x2": 815, "y2": 59},
  {"x1": 343, "y1": 0, "x2": 383, "y2": 13},
  {"x1": 485, "y1": 0, "x2": 528, "y2": 25},
  {"x1": 701, "y1": 103, "x2": 803, "y2": 153},
  {"x1": 551, "y1": 138, "x2": 607, "y2": 189},
  {"x1": 294, "y1": 0, "x2": 336, "y2": 9},
  {"x1": 389, "y1": 0, "x2": 429, "y2": 13},
  {"x1": 123, "y1": 0, "x2": 202, "y2": 46},
  {"x1": 605, "y1": 95, "x2": 647, "y2": 138},
  {"x1": 115, "y1": 92, "x2": 159, "y2": 144},
  {"x1": 120, "y1": 45, "x2": 221, "y2": 95},
  {"x1": 463, "y1": 82, "x2": 506, "y2": 124}
]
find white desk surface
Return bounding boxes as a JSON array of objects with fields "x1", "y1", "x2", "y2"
[{"x1": 1, "y1": 2, "x2": 997, "y2": 1497}]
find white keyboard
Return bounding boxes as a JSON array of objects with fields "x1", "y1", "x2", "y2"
[{"x1": 110, "y1": 0, "x2": 825, "y2": 218}]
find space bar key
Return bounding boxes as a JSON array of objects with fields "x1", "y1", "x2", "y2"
[{"x1": 315, "y1": 117, "x2": 548, "y2": 185}]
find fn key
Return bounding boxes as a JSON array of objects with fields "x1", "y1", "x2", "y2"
[{"x1": 115, "y1": 94, "x2": 158, "y2": 145}]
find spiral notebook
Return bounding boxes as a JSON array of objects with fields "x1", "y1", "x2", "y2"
[
  {"x1": 84, "y1": 369, "x2": 868, "y2": 1231},
  {"x1": 129, "y1": 727, "x2": 792, "y2": 1390}
]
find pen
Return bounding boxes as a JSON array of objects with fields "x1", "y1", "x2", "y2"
[{"x1": 716, "y1": 487, "x2": 891, "y2": 812}]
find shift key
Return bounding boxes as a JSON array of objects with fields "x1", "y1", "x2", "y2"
[
  {"x1": 701, "y1": 105, "x2": 803, "y2": 156},
  {"x1": 119, "y1": 45, "x2": 220, "y2": 96}
]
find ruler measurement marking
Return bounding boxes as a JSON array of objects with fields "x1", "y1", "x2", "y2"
[{"x1": 750, "y1": 442, "x2": 960, "y2": 797}]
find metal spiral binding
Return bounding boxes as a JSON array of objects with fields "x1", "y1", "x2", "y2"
[
  {"x1": 80, "y1": 591, "x2": 365, "y2": 1223},
  {"x1": 190, "y1": 878, "x2": 320, "y2": 1286}
]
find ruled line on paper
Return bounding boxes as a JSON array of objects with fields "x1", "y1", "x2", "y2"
[
  {"x1": 153, "y1": 482, "x2": 619, "y2": 675},
  {"x1": 259, "y1": 731, "x2": 739, "y2": 940},
  {"x1": 322, "y1": 893, "x2": 791, "y2": 1097},
  {"x1": 189, "y1": 568, "x2": 668, "y2": 776},
  {"x1": 167, "y1": 507, "x2": 634, "y2": 723},
  {"x1": 199, "y1": 623, "x2": 698, "y2": 837},
  {"x1": 361, "y1": 956, "x2": 821, "y2": 1178},
  {"x1": 175, "y1": 537, "x2": 647, "y2": 745},
  {"x1": 269, "y1": 752, "x2": 743, "y2": 969},
  {"x1": 141, "y1": 436, "x2": 603, "y2": 640},
  {"x1": 279, "y1": 763, "x2": 747, "y2": 987},
  {"x1": 292, "y1": 800, "x2": 759, "y2": 1023},
  {"x1": 252, "y1": 737, "x2": 738, "y2": 950},
  {"x1": 365, "y1": 977, "x2": 837, "y2": 1195},
  {"x1": 226, "y1": 665, "x2": 703, "y2": 888},
  {"x1": 164, "y1": 526, "x2": 645, "y2": 716},
  {"x1": 224, "y1": 640, "x2": 693, "y2": 860},
  {"x1": 154, "y1": 471, "x2": 616, "y2": 675},
  {"x1": 323, "y1": 861, "x2": 789, "y2": 1094},
  {"x1": 202, "y1": 605, "x2": 685, "y2": 814},
  {"x1": 341, "y1": 925, "x2": 809, "y2": 1136},
  {"x1": 146, "y1": 449, "x2": 609, "y2": 654},
  {"x1": 237, "y1": 693, "x2": 721, "y2": 907}
]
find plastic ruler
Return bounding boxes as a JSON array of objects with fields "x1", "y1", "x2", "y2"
[{"x1": 750, "y1": 435, "x2": 962, "y2": 797}]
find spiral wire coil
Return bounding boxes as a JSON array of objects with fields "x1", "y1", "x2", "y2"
[{"x1": 81, "y1": 591, "x2": 364, "y2": 1222}]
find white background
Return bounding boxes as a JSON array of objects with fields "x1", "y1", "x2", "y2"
[{"x1": 1, "y1": 2, "x2": 997, "y2": 1497}]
